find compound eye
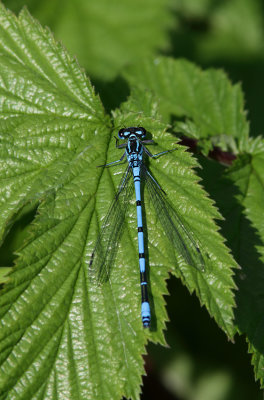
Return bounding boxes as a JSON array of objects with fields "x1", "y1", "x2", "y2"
[
  {"x1": 135, "y1": 127, "x2": 146, "y2": 138},
  {"x1": 118, "y1": 128, "x2": 132, "y2": 139},
  {"x1": 118, "y1": 128, "x2": 125, "y2": 139},
  {"x1": 123, "y1": 131, "x2": 130, "y2": 138}
]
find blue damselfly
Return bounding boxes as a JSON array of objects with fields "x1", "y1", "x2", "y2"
[{"x1": 90, "y1": 127, "x2": 204, "y2": 328}]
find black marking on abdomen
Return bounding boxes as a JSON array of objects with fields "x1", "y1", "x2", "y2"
[
  {"x1": 140, "y1": 271, "x2": 147, "y2": 283},
  {"x1": 140, "y1": 271, "x2": 149, "y2": 302}
]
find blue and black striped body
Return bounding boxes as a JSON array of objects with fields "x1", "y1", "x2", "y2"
[
  {"x1": 90, "y1": 126, "x2": 205, "y2": 329},
  {"x1": 123, "y1": 131, "x2": 150, "y2": 327}
]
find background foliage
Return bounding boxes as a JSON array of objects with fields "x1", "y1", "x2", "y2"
[{"x1": 0, "y1": 0, "x2": 264, "y2": 399}]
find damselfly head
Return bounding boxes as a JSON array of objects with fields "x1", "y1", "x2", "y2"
[{"x1": 118, "y1": 127, "x2": 146, "y2": 139}]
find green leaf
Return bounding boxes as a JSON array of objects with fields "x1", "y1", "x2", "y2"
[
  {"x1": 0, "y1": 4, "x2": 108, "y2": 241},
  {"x1": 197, "y1": 137, "x2": 264, "y2": 388},
  {"x1": 0, "y1": 5, "x2": 238, "y2": 400},
  {"x1": 111, "y1": 90, "x2": 237, "y2": 338},
  {"x1": 224, "y1": 139, "x2": 264, "y2": 387},
  {"x1": 6, "y1": 0, "x2": 174, "y2": 80},
  {"x1": 0, "y1": 267, "x2": 12, "y2": 284},
  {"x1": 123, "y1": 57, "x2": 249, "y2": 148}
]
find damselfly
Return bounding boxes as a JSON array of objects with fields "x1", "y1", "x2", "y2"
[{"x1": 90, "y1": 127, "x2": 204, "y2": 328}]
